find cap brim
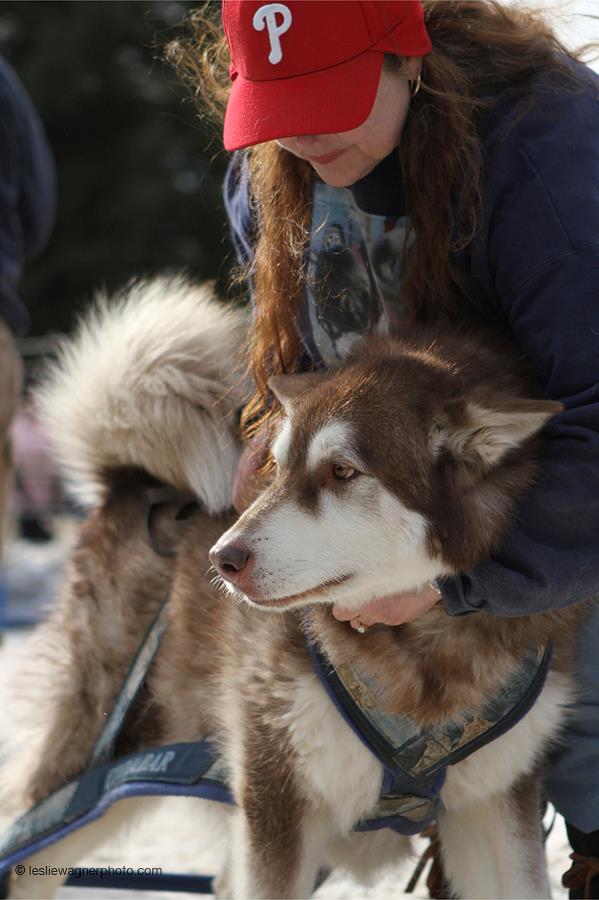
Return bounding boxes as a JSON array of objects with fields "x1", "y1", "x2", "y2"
[{"x1": 223, "y1": 51, "x2": 384, "y2": 152}]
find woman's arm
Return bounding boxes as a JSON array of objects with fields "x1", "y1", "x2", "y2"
[
  {"x1": 443, "y1": 245, "x2": 599, "y2": 616},
  {"x1": 443, "y1": 68, "x2": 599, "y2": 616}
]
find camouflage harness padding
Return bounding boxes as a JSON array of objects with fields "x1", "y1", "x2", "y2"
[
  {"x1": 0, "y1": 595, "x2": 552, "y2": 880},
  {"x1": 307, "y1": 636, "x2": 552, "y2": 833}
]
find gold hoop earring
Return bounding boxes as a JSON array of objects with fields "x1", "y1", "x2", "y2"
[{"x1": 409, "y1": 74, "x2": 422, "y2": 97}]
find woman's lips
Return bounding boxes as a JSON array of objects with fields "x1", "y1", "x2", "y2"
[{"x1": 308, "y1": 149, "x2": 345, "y2": 165}]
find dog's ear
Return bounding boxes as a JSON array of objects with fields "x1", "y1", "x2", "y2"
[
  {"x1": 268, "y1": 372, "x2": 323, "y2": 414},
  {"x1": 435, "y1": 397, "x2": 563, "y2": 470}
]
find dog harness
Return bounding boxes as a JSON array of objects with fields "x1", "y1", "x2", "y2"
[{"x1": 0, "y1": 595, "x2": 552, "y2": 890}]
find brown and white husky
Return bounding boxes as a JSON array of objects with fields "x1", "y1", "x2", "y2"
[{"x1": 0, "y1": 278, "x2": 584, "y2": 900}]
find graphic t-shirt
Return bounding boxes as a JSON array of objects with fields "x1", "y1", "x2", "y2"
[{"x1": 300, "y1": 151, "x2": 408, "y2": 367}]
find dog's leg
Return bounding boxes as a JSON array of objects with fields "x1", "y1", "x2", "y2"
[
  {"x1": 437, "y1": 773, "x2": 550, "y2": 900},
  {"x1": 224, "y1": 712, "x2": 327, "y2": 900},
  {"x1": 213, "y1": 847, "x2": 234, "y2": 900},
  {"x1": 7, "y1": 797, "x2": 152, "y2": 900},
  {"x1": 228, "y1": 806, "x2": 326, "y2": 900}
]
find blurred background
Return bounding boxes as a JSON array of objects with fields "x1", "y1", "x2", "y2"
[
  {"x1": 0, "y1": 0, "x2": 231, "y2": 340},
  {"x1": 0, "y1": 0, "x2": 237, "y2": 627}
]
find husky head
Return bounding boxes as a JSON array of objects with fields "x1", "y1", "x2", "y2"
[{"x1": 210, "y1": 335, "x2": 562, "y2": 613}]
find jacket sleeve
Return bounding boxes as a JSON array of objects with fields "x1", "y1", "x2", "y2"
[
  {"x1": 442, "y1": 68, "x2": 599, "y2": 616},
  {"x1": 0, "y1": 57, "x2": 56, "y2": 335},
  {"x1": 442, "y1": 244, "x2": 599, "y2": 616}
]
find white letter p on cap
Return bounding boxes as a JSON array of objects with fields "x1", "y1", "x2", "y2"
[{"x1": 252, "y1": 3, "x2": 293, "y2": 65}]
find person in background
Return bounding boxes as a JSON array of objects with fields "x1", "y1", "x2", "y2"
[
  {"x1": 171, "y1": 1, "x2": 599, "y2": 894},
  {"x1": 11, "y1": 392, "x2": 60, "y2": 543},
  {"x1": 0, "y1": 55, "x2": 56, "y2": 557}
]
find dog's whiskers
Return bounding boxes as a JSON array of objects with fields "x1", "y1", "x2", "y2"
[{"x1": 209, "y1": 570, "x2": 234, "y2": 597}]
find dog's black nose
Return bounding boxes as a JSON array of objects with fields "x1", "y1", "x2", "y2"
[{"x1": 209, "y1": 542, "x2": 251, "y2": 576}]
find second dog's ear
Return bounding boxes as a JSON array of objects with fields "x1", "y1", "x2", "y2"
[
  {"x1": 268, "y1": 372, "x2": 323, "y2": 414},
  {"x1": 145, "y1": 489, "x2": 199, "y2": 557}
]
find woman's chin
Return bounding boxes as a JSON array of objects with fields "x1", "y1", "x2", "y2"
[
  {"x1": 316, "y1": 169, "x2": 361, "y2": 189},
  {"x1": 313, "y1": 160, "x2": 378, "y2": 189}
]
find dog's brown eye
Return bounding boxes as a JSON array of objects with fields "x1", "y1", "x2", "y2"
[{"x1": 332, "y1": 462, "x2": 357, "y2": 481}]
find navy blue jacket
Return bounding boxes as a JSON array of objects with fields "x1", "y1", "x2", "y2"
[
  {"x1": 0, "y1": 56, "x2": 56, "y2": 335},
  {"x1": 224, "y1": 60, "x2": 599, "y2": 618}
]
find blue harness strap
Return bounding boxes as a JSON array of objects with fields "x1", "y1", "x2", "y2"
[
  {"x1": 306, "y1": 635, "x2": 553, "y2": 834},
  {"x1": 0, "y1": 741, "x2": 232, "y2": 870},
  {"x1": 86, "y1": 596, "x2": 170, "y2": 770},
  {"x1": 0, "y1": 598, "x2": 553, "y2": 883},
  {"x1": 0, "y1": 595, "x2": 232, "y2": 884}
]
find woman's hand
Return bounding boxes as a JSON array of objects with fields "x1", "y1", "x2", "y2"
[
  {"x1": 332, "y1": 584, "x2": 441, "y2": 629},
  {"x1": 232, "y1": 426, "x2": 272, "y2": 514}
]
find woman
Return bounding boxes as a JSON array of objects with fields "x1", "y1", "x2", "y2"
[{"x1": 171, "y1": 1, "x2": 599, "y2": 893}]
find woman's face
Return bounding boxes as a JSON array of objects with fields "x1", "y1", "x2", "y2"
[{"x1": 276, "y1": 60, "x2": 419, "y2": 188}]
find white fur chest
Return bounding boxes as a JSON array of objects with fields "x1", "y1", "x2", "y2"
[
  {"x1": 279, "y1": 673, "x2": 384, "y2": 834},
  {"x1": 442, "y1": 669, "x2": 574, "y2": 811},
  {"x1": 278, "y1": 664, "x2": 573, "y2": 834}
]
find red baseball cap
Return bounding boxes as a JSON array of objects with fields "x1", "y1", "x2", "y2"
[{"x1": 222, "y1": 1, "x2": 431, "y2": 151}]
